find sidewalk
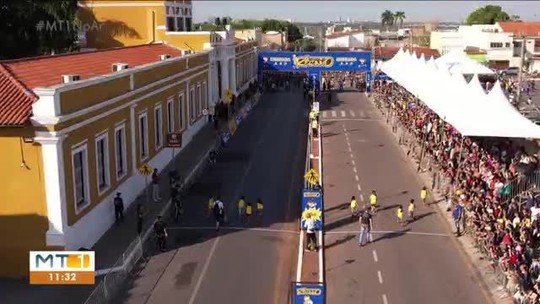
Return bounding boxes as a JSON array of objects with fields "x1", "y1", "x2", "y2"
[{"x1": 370, "y1": 96, "x2": 514, "y2": 304}]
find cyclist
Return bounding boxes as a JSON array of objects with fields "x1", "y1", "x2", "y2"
[
  {"x1": 350, "y1": 196, "x2": 359, "y2": 219},
  {"x1": 153, "y1": 216, "x2": 167, "y2": 252},
  {"x1": 420, "y1": 186, "x2": 428, "y2": 206},
  {"x1": 408, "y1": 199, "x2": 416, "y2": 222},
  {"x1": 369, "y1": 190, "x2": 378, "y2": 213}
]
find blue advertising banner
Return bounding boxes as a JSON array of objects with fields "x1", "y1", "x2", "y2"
[
  {"x1": 374, "y1": 71, "x2": 392, "y2": 81},
  {"x1": 300, "y1": 189, "x2": 323, "y2": 230},
  {"x1": 292, "y1": 282, "x2": 325, "y2": 304}
]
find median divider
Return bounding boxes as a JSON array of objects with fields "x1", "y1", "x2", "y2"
[{"x1": 292, "y1": 103, "x2": 325, "y2": 304}]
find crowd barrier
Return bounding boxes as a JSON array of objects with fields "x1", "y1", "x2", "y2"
[
  {"x1": 84, "y1": 93, "x2": 261, "y2": 304},
  {"x1": 373, "y1": 92, "x2": 540, "y2": 304}
]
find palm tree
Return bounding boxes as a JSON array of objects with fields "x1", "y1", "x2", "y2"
[
  {"x1": 394, "y1": 11, "x2": 406, "y2": 29},
  {"x1": 381, "y1": 10, "x2": 394, "y2": 31}
]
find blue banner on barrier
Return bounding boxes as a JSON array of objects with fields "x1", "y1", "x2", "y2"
[
  {"x1": 293, "y1": 282, "x2": 325, "y2": 304},
  {"x1": 300, "y1": 189, "x2": 323, "y2": 230},
  {"x1": 374, "y1": 71, "x2": 392, "y2": 81}
]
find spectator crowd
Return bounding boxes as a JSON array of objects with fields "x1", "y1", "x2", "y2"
[{"x1": 374, "y1": 80, "x2": 540, "y2": 304}]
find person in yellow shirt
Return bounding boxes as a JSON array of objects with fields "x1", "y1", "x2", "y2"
[
  {"x1": 238, "y1": 196, "x2": 246, "y2": 219},
  {"x1": 208, "y1": 195, "x2": 215, "y2": 217},
  {"x1": 370, "y1": 190, "x2": 378, "y2": 213},
  {"x1": 396, "y1": 205, "x2": 404, "y2": 226},
  {"x1": 408, "y1": 199, "x2": 416, "y2": 222},
  {"x1": 350, "y1": 196, "x2": 359, "y2": 218},
  {"x1": 257, "y1": 198, "x2": 264, "y2": 216},
  {"x1": 309, "y1": 110, "x2": 316, "y2": 122},
  {"x1": 420, "y1": 186, "x2": 428, "y2": 206},
  {"x1": 312, "y1": 119, "x2": 318, "y2": 137},
  {"x1": 246, "y1": 202, "x2": 253, "y2": 225}
]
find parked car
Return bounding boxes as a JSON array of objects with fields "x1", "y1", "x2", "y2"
[{"x1": 500, "y1": 67, "x2": 520, "y2": 76}]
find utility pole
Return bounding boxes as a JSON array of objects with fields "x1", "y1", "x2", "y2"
[{"x1": 516, "y1": 33, "x2": 526, "y2": 105}]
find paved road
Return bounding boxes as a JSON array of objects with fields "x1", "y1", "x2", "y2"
[
  {"x1": 117, "y1": 88, "x2": 308, "y2": 304},
  {"x1": 321, "y1": 91, "x2": 489, "y2": 304}
]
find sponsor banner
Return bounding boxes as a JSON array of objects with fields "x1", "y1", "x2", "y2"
[
  {"x1": 292, "y1": 282, "x2": 325, "y2": 304},
  {"x1": 300, "y1": 188, "x2": 323, "y2": 230}
]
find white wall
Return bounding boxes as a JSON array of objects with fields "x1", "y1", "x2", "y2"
[
  {"x1": 326, "y1": 36, "x2": 350, "y2": 48},
  {"x1": 351, "y1": 33, "x2": 365, "y2": 47},
  {"x1": 430, "y1": 31, "x2": 463, "y2": 55}
]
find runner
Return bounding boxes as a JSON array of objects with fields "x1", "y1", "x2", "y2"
[
  {"x1": 420, "y1": 186, "x2": 428, "y2": 206},
  {"x1": 256, "y1": 198, "x2": 264, "y2": 216},
  {"x1": 369, "y1": 190, "x2": 378, "y2": 213},
  {"x1": 408, "y1": 199, "x2": 416, "y2": 222},
  {"x1": 396, "y1": 205, "x2": 405, "y2": 227},
  {"x1": 246, "y1": 202, "x2": 253, "y2": 225},
  {"x1": 238, "y1": 196, "x2": 246, "y2": 220},
  {"x1": 213, "y1": 196, "x2": 225, "y2": 231},
  {"x1": 350, "y1": 195, "x2": 359, "y2": 219},
  {"x1": 208, "y1": 195, "x2": 215, "y2": 218}
]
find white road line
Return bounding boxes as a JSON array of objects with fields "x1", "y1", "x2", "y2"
[
  {"x1": 351, "y1": 159, "x2": 356, "y2": 166},
  {"x1": 348, "y1": 146, "x2": 352, "y2": 153},
  {"x1": 352, "y1": 167, "x2": 357, "y2": 173},
  {"x1": 349, "y1": 110, "x2": 356, "y2": 117},
  {"x1": 357, "y1": 184, "x2": 362, "y2": 191},
  {"x1": 322, "y1": 111, "x2": 327, "y2": 118},
  {"x1": 188, "y1": 237, "x2": 220, "y2": 304},
  {"x1": 318, "y1": 230, "x2": 324, "y2": 283},
  {"x1": 168, "y1": 226, "x2": 299, "y2": 234},
  {"x1": 296, "y1": 231, "x2": 304, "y2": 282},
  {"x1": 377, "y1": 270, "x2": 384, "y2": 284},
  {"x1": 372, "y1": 250, "x2": 378, "y2": 262},
  {"x1": 349, "y1": 152, "x2": 354, "y2": 159},
  {"x1": 382, "y1": 294, "x2": 389, "y2": 304},
  {"x1": 325, "y1": 230, "x2": 451, "y2": 237},
  {"x1": 340, "y1": 110, "x2": 346, "y2": 117},
  {"x1": 331, "y1": 111, "x2": 337, "y2": 118},
  {"x1": 359, "y1": 193, "x2": 365, "y2": 201},
  {"x1": 354, "y1": 174, "x2": 359, "y2": 182}
]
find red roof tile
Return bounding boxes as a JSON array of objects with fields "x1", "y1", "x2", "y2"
[
  {"x1": 372, "y1": 46, "x2": 440, "y2": 60},
  {"x1": 0, "y1": 43, "x2": 182, "y2": 126},
  {"x1": 326, "y1": 30, "x2": 364, "y2": 39},
  {"x1": 498, "y1": 22, "x2": 540, "y2": 36}
]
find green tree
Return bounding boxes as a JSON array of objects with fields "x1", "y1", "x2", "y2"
[
  {"x1": 261, "y1": 19, "x2": 286, "y2": 32},
  {"x1": 394, "y1": 11, "x2": 406, "y2": 29},
  {"x1": 381, "y1": 10, "x2": 395, "y2": 30},
  {"x1": 465, "y1": 5, "x2": 514, "y2": 25},
  {"x1": 0, "y1": 0, "x2": 79, "y2": 59}
]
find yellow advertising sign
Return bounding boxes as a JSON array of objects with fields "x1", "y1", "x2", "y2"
[
  {"x1": 304, "y1": 168, "x2": 320, "y2": 185},
  {"x1": 225, "y1": 90, "x2": 234, "y2": 102},
  {"x1": 138, "y1": 163, "x2": 153, "y2": 176},
  {"x1": 293, "y1": 56, "x2": 334, "y2": 68},
  {"x1": 228, "y1": 119, "x2": 238, "y2": 135}
]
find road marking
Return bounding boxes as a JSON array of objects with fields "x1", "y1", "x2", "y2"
[
  {"x1": 188, "y1": 237, "x2": 220, "y2": 304},
  {"x1": 355, "y1": 174, "x2": 359, "y2": 182},
  {"x1": 322, "y1": 111, "x2": 327, "y2": 118},
  {"x1": 382, "y1": 294, "x2": 388, "y2": 304},
  {"x1": 348, "y1": 146, "x2": 352, "y2": 153},
  {"x1": 372, "y1": 250, "x2": 378, "y2": 262},
  {"x1": 377, "y1": 270, "x2": 384, "y2": 284},
  {"x1": 352, "y1": 166, "x2": 357, "y2": 173},
  {"x1": 332, "y1": 111, "x2": 337, "y2": 118},
  {"x1": 296, "y1": 231, "x2": 304, "y2": 282},
  {"x1": 318, "y1": 230, "x2": 324, "y2": 283},
  {"x1": 357, "y1": 184, "x2": 362, "y2": 191},
  {"x1": 169, "y1": 226, "x2": 299, "y2": 234},
  {"x1": 340, "y1": 110, "x2": 346, "y2": 117},
  {"x1": 325, "y1": 230, "x2": 451, "y2": 237},
  {"x1": 351, "y1": 159, "x2": 356, "y2": 166},
  {"x1": 349, "y1": 152, "x2": 354, "y2": 159},
  {"x1": 359, "y1": 193, "x2": 365, "y2": 201},
  {"x1": 349, "y1": 110, "x2": 356, "y2": 117}
]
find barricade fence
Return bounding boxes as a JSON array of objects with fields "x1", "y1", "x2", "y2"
[
  {"x1": 372, "y1": 92, "x2": 540, "y2": 304},
  {"x1": 84, "y1": 94, "x2": 261, "y2": 304}
]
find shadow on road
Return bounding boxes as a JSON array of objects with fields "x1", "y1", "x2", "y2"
[
  {"x1": 373, "y1": 228, "x2": 411, "y2": 243},
  {"x1": 324, "y1": 234, "x2": 356, "y2": 251}
]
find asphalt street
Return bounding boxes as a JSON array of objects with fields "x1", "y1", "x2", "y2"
[
  {"x1": 321, "y1": 91, "x2": 489, "y2": 304},
  {"x1": 117, "y1": 87, "x2": 308, "y2": 304}
]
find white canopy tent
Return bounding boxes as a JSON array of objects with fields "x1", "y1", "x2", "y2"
[
  {"x1": 435, "y1": 51, "x2": 495, "y2": 75},
  {"x1": 380, "y1": 47, "x2": 540, "y2": 138}
]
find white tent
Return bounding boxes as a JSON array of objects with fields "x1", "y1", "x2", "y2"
[{"x1": 435, "y1": 51, "x2": 494, "y2": 75}]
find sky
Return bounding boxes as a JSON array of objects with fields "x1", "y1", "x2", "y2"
[{"x1": 192, "y1": 1, "x2": 540, "y2": 23}]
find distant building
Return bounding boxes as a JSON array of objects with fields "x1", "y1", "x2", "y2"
[
  {"x1": 324, "y1": 30, "x2": 365, "y2": 50},
  {"x1": 372, "y1": 46, "x2": 440, "y2": 68}
]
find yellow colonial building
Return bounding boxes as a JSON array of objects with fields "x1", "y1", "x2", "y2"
[{"x1": 0, "y1": 37, "x2": 257, "y2": 276}]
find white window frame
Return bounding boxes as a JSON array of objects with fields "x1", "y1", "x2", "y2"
[
  {"x1": 114, "y1": 123, "x2": 128, "y2": 181},
  {"x1": 167, "y1": 98, "x2": 175, "y2": 133},
  {"x1": 197, "y1": 83, "x2": 202, "y2": 116},
  {"x1": 178, "y1": 92, "x2": 185, "y2": 130},
  {"x1": 71, "y1": 142, "x2": 91, "y2": 214},
  {"x1": 189, "y1": 86, "x2": 195, "y2": 122},
  {"x1": 139, "y1": 111, "x2": 149, "y2": 161},
  {"x1": 154, "y1": 104, "x2": 163, "y2": 150},
  {"x1": 95, "y1": 131, "x2": 111, "y2": 195},
  {"x1": 202, "y1": 82, "x2": 208, "y2": 110}
]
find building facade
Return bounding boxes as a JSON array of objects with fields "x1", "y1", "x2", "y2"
[
  {"x1": 0, "y1": 40, "x2": 257, "y2": 277},
  {"x1": 324, "y1": 30, "x2": 365, "y2": 50}
]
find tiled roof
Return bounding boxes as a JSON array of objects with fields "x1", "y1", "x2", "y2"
[
  {"x1": 498, "y1": 22, "x2": 540, "y2": 36},
  {"x1": 326, "y1": 47, "x2": 368, "y2": 51},
  {"x1": 372, "y1": 46, "x2": 440, "y2": 60},
  {"x1": 0, "y1": 43, "x2": 182, "y2": 126},
  {"x1": 326, "y1": 30, "x2": 364, "y2": 39}
]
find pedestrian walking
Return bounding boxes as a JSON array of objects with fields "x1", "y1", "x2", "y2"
[
  {"x1": 113, "y1": 192, "x2": 124, "y2": 223},
  {"x1": 420, "y1": 186, "x2": 428, "y2": 206},
  {"x1": 238, "y1": 196, "x2": 246, "y2": 220},
  {"x1": 136, "y1": 203, "x2": 145, "y2": 235},
  {"x1": 213, "y1": 196, "x2": 225, "y2": 231},
  {"x1": 152, "y1": 168, "x2": 162, "y2": 202},
  {"x1": 358, "y1": 206, "x2": 373, "y2": 246},
  {"x1": 304, "y1": 213, "x2": 317, "y2": 251}
]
